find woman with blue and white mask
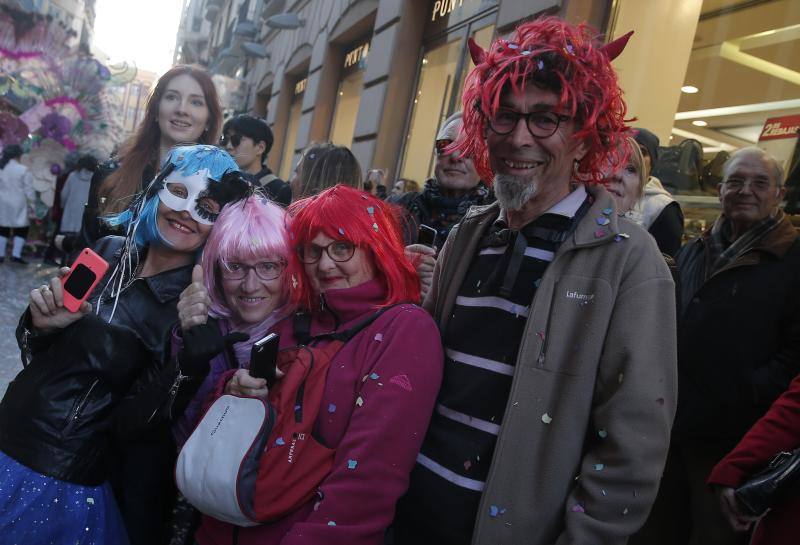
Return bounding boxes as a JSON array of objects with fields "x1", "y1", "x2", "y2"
[{"x1": 0, "y1": 144, "x2": 249, "y2": 545}]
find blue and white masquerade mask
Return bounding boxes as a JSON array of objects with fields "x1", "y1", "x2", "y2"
[
  {"x1": 99, "y1": 144, "x2": 250, "y2": 322},
  {"x1": 158, "y1": 168, "x2": 218, "y2": 225}
]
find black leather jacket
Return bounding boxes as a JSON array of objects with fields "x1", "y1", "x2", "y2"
[{"x1": 0, "y1": 236, "x2": 190, "y2": 486}]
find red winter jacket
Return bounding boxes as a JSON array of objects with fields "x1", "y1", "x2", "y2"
[
  {"x1": 707, "y1": 373, "x2": 800, "y2": 545},
  {"x1": 196, "y1": 279, "x2": 444, "y2": 545}
]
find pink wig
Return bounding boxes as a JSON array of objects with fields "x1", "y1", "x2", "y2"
[
  {"x1": 202, "y1": 195, "x2": 298, "y2": 361},
  {"x1": 288, "y1": 185, "x2": 419, "y2": 310},
  {"x1": 458, "y1": 16, "x2": 631, "y2": 184}
]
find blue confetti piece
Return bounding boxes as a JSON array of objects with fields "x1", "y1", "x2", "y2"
[
  {"x1": 275, "y1": 437, "x2": 285, "y2": 446},
  {"x1": 598, "y1": 429, "x2": 608, "y2": 438},
  {"x1": 366, "y1": 206, "x2": 375, "y2": 215},
  {"x1": 489, "y1": 505, "x2": 499, "y2": 517},
  {"x1": 537, "y1": 60, "x2": 545, "y2": 70},
  {"x1": 602, "y1": 207, "x2": 613, "y2": 215},
  {"x1": 370, "y1": 372, "x2": 379, "y2": 380},
  {"x1": 328, "y1": 403, "x2": 337, "y2": 413},
  {"x1": 294, "y1": 404, "x2": 301, "y2": 411},
  {"x1": 596, "y1": 217, "x2": 610, "y2": 226},
  {"x1": 347, "y1": 459, "x2": 358, "y2": 470},
  {"x1": 338, "y1": 227, "x2": 345, "y2": 235},
  {"x1": 534, "y1": 278, "x2": 542, "y2": 288},
  {"x1": 508, "y1": 42, "x2": 519, "y2": 50},
  {"x1": 594, "y1": 463, "x2": 604, "y2": 471},
  {"x1": 327, "y1": 521, "x2": 336, "y2": 526}
]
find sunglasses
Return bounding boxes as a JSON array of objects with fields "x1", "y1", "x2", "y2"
[
  {"x1": 220, "y1": 133, "x2": 242, "y2": 148},
  {"x1": 434, "y1": 139, "x2": 454, "y2": 156}
]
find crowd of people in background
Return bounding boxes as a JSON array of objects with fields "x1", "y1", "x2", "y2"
[{"x1": 0, "y1": 14, "x2": 798, "y2": 545}]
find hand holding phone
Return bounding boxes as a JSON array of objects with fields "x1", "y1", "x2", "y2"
[
  {"x1": 29, "y1": 265, "x2": 97, "y2": 332},
  {"x1": 250, "y1": 333, "x2": 280, "y2": 388}
]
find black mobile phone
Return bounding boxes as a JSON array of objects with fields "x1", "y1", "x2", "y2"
[
  {"x1": 417, "y1": 224, "x2": 438, "y2": 249},
  {"x1": 250, "y1": 333, "x2": 280, "y2": 387}
]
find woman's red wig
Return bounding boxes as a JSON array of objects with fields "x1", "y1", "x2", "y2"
[
  {"x1": 288, "y1": 185, "x2": 419, "y2": 309},
  {"x1": 458, "y1": 17, "x2": 631, "y2": 184}
]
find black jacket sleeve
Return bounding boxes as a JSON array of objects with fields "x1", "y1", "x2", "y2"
[{"x1": 649, "y1": 200, "x2": 684, "y2": 258}]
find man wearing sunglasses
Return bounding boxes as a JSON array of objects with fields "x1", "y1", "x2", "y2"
[
  {"x1": 394, "y1": 18, "x2": 676, "y2": 545},
  {"x1": 221, "y1": 115, "x2": 292, "y2": 206},
  {"x1": 399, "y1": 112, "x2": 493, "y2": 246}
]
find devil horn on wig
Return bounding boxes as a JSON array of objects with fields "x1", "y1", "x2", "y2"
[
  {"x1": 601, "y1": 30, "x2": 633, "y2": 60},
  {"x1": 468, "y1": 37, "x2": 487, "y2": 65}
]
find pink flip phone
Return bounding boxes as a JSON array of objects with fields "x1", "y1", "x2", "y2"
[{"x1": 61, "y1": 248, "x2": 109, "y2": 313}]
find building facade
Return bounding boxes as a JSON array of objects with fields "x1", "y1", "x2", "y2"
[
  {"x1": 181, "y1": 0, "x2": 800, "y2": 227},
  {"x1": 27, "y1": 0, "x2": 96, "y2": 53}
]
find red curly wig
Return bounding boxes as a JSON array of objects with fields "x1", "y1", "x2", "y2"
[
  {"x1": 288, "y1": 185, "x2": 420, "y2": 310},
  {"x1": 457, "y1": 17, "x2": 632, "y2": 184}
]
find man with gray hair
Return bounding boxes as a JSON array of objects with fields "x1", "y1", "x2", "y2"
[
  {"x1": 634, "y1": 146, "x2": 800, "y2": 545},
  {"x1": 400, "y1": 112, "x2": 493, "y2": 245}
]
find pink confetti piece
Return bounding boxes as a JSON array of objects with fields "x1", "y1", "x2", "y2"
[
  {"x1": 571, "y1": 503, "x2": 585, "y2": 513},
  {"x1": 464, "y1": 460, "x2": 472, "y2": 470},
  {"x1": 390, "y1": 374, "x2": 413, "y2": 392},
  {"x1": 594, "y1": 229, "x2": 606, "y2": 238},
  {"x1": 374, "y1": 333, "x2": 383, "y2": 342}
]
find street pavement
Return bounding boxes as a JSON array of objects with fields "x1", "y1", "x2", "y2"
[{"x1": 0, "y1": 258, "x2": 59, "y2": 397}]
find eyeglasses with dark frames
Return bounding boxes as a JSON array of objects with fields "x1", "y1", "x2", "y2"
[
  {"x1": 220, "y1": 260, "x2": 286, "y2": 281},
  {"x1": 434, "y1": 139, "x2": 454, "y2": 156},
  {"x1": 488, "y1": 108, "x2": 571, "y2": 139},
  {"x1": 297, "y1": 241, "x2": 356, "y2": 264}
]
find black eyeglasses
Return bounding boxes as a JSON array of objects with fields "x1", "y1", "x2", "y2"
[
  {"x1": 297, "y1": 241, "x2": 356, "y2": 264},
  {"x1": 434, "y1": 139, "x2": 454, "y2": 156},
  {"x1": 220, "y1": 133, "x2": 242, "y2": 148},
  {"x1": 220, "y1": 260, "x2": 286, "y2": 281},
  {"x1": 489, "y1": 108, "x2": 571, "y2": 139}
]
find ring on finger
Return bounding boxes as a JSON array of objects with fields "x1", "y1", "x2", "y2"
[{"x1": 40, "y1": 284, "x2": 50, "y2": 292}]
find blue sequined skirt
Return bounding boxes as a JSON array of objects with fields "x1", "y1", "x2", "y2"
[{"x1": 0, "y1": 450, "x2": 129, "y2": 544}]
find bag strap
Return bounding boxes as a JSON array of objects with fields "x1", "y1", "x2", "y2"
[
  {"x1": 313, "y1": 303, "x2": 407, "y2": 343},
  {"x1": 291, "y1": 303, "x2": 408, "y2": 346}
]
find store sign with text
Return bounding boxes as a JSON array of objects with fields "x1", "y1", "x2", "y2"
[
  {"x1": 759, "y1": 115, "x2": 800, "y2": 141},
  {"x1": 344, "y1": 42, "x2": 369, "y2": 70}
]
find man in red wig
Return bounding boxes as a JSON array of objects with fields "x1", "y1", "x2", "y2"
[{"x1": 393, "y1": 17, "x2": 677, "y2": 545}]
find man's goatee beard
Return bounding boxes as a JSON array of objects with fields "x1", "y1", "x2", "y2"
[{"x1": 494, "y1": 173, "x2": 537, "y2": 211}]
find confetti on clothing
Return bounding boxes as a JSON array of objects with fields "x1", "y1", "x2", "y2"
[
  {"x1": 0, "y1": 451, "x2": 130, "y2": 544},
  {"x1": 541, "y1": 413, "x2": 553, "y2": 424},
  {"x1": 275, "y1": 437, "x2": 285, "y2": 446},
  {"x1": 347, "y1": 460, "x2": 358, "y2": 470}
]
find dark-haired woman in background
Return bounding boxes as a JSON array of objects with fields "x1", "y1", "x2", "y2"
[
  {"x1": 75, "y1": 65, "x2": 222, "y2": 251},
  {"x1": 289, "y1": 142, "x2": 363, "y2": 199}
]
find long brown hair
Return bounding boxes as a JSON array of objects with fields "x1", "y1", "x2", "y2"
[
  {"x1": 99, "y1": 65, "x2": 222, "y2": 214},
  {"x1": 295, "y1": 142, "x2": 363, "y2": 199}
]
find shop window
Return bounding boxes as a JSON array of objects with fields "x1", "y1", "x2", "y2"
[
  {"x1": 279, "y1": 93, "x2": 304, "y2": 180},
  {"x1": 399, "y1": 21, "x2": 495, "y2": 185},
  {"x1": 668, "y1": 0, "x2": 800, "y2": 235},
  {"x1": 330, "y1": 40, "x2": 370, "y2": 148}
]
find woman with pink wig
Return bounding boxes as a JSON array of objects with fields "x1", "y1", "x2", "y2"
[
  {"x1": 196, "y1": 185, "x2": 444, "y2": 545},
  {"x1": 172, "y1": 194, "x2": 297, "y2": 446}
]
